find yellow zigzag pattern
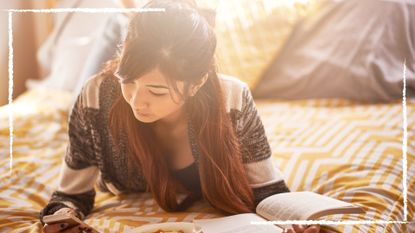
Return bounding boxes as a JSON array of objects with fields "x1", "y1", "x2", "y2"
[{"x1": 0, "y1": 90, "x2": 413, "y2": 233}]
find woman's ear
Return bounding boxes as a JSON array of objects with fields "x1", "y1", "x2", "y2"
[{"x1": 190, "y1": 74, "x2": 209, "y2": 96}]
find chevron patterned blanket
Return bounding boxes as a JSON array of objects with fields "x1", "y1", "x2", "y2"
[{"x1": 0, "y1": 89, "x2": 413, "y2": 233}]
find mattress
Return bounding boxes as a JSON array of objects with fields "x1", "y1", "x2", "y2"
[{"x1": 0, "y1": 89, "x2": 413, "y2": 233}]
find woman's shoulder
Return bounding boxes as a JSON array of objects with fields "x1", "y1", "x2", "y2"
[
  {"x1": 218, "y1": 73, "x2": 250, "y2": 113},
  {"x1": 78, "y1": 73, "x2": 120, "y2": 110}
]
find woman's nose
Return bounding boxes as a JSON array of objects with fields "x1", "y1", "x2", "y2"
[{"x1": 131, "y1": 87, "x2": 149, "y2": 109}]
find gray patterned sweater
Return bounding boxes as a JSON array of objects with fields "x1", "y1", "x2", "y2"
[{"x1": 39, "y1": 73, "x2": 290, "y2": 223}]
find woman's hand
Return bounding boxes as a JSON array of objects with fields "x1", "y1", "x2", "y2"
[
  {"x1": 42, "y1": 208, "x2": 82, "y2": 233},
  {"x1": 43, "y1": 223, "x2": 91, "y2": 233},
  {"x1": 284, "y1": 224, "x2": 320, "y2": 233},
  {"x1": 42, "y1": 208, "x2": 99, "y2": 233}
]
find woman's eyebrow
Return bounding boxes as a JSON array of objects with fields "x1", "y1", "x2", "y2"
[{"x1": 146, "y1": 84, "x2": 170, "y2": 89}]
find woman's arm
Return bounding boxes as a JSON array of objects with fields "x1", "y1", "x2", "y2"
[
  {"x1": 237, "y1": 86, "x2": 320, "y2": 233},
  {"x1": 39, "y1": 86, "x2": 100, "y2": 224},
  {"x1": 237, "y1": 85, "x2": 290, "y2": 206}
]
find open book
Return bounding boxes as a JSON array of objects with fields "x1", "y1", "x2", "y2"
[{"x1": 193, "y1": 191, "x2": 365, "y2": 233}]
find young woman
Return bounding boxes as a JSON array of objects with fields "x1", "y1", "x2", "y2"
[{"x1": 41, "y1": 1, "x2": 320, "y2": 233}]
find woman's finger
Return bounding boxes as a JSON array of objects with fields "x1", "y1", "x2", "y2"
[
  {"x1": 61, "y1": 224, "x2": 100, "y2": 233},
  {"x1": 304, "y1": 225, "x2": 321, "y2": 233},
  {"x1": 292, "y1": 224, "x2": 306, "y2": 232},
  {"x1": 283, "y1": 228, "x2": 295, "y2": 233},
  {"x1": 43, "y1": 223, "x2": 71, "y2": 233},
  {"x1": 60, "y1": 225, "x2": 88, "y2": 233}
]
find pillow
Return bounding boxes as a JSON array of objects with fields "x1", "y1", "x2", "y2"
[
  {"x1": 253, "y1": 0, "x2": 415, "y2": 102},
  {"x1": 29, "y1": 0, "x2": 315, "y2": 95},
  {"x1": 208, "y1": 0, "x2": 315, "y2": 89},
  {"x1": 26, "y1": 0, "x2": 120, "y2": 94}
]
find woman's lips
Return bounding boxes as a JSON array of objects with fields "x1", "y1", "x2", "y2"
[{"x1": 135, "y1": 109, "x2": 151, "y2": 116}]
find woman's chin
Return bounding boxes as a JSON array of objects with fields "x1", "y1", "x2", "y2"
[{"x1": 134, "y1": 113, "x2": 157, "y2": 123}]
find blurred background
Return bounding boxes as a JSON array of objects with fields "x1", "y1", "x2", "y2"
[
  {"x1": 0, "y1": 0, "x2": 119, "y2": 105},
  {"x1": 0, "y1": 0, "x2": 414, "y2": 106}
]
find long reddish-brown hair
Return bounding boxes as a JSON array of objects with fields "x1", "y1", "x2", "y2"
[{"x1": 107, "y1": 0, "x2": 255, "y2": 214}]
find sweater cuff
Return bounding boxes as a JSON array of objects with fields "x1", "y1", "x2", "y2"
[{"x1": 253, "y1": 180, "x2": 290, "y2": 207}]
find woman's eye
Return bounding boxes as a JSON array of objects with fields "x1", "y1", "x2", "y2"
[{"x1": 150, "y1": 91, "x2": 167, "y2": 96}]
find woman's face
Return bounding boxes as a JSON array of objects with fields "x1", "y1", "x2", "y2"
[{"x1": 117, "y1": 68, "x2": 186, "y2": 124}]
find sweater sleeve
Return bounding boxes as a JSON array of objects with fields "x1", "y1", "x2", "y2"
[
  {"x1": 237, "y1": 85, "x2": 290, "y2": 206},
  {"x1": 39, "y1": 87, "x2": 100, "y2": 224}
]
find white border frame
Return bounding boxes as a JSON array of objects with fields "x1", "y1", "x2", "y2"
[{"x1": 4, "y1": 6, "x2": 409, "y2": 228}]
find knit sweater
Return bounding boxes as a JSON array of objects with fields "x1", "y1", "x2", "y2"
[{"x1": 39, "y1": 73, "x2": 290, "y2": 222}]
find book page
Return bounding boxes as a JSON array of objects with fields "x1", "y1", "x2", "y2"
[
  {"x1": 256, "y1": 191, "x2": 364, "y2": 221},
  {"x1": 193, "y1": 213, "x2": 283, "y2": 233}
]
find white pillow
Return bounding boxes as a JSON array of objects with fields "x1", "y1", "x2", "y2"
[{"x1": 26, "y1": 0, "x2": 121, "y2": 95}]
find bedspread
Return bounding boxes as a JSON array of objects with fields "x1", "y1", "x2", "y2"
[{"x1": 0, "y1": 89, "x2": 413, "y2": 233}]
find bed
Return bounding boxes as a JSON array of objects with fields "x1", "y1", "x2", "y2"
[
  {"x1": 1, "y1": 0, "x2": 414, "y2": 232},
  {"x1": 0, "y1": 88, "x2": 413, "y2": 233}
]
